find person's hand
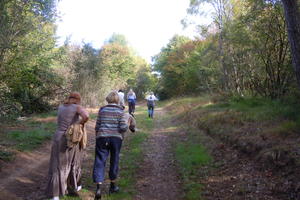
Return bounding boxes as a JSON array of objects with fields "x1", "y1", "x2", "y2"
[
  {"x1": 129, "y1": 125, "x2": 135, "y2": 132},
  {"x1": 80, "y1": 121, "x2": 85, "y2": 125}
]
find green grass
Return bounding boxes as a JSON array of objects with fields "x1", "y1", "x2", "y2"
[
  {"x1": 161, "y1": 98, "x2": 214, "y2": 200},
  {"x1": 89, "y1": 112, "x2": 98, "y2": 120},
  {"x1": 175, "y1": 141, "x2": 212, "y2": 200},
  {"x1": 207, "y1": 96, "x2": 300, "y2": 121},
  {"x1": 168, "y1": 96, "x2": 300, "y2": 137},
  {"x1": 0, "y1": 150, "x2": 15, "y2": 161},
  {"x1": 1, "y1": 111, "x2": 57, "y2": 153},
  {"x1": 176, "y1": 143, "x2": 212, "y2": 173},
  {"x1": 34, "y1": 110, "x2": 57, "y2": 118},
  {"x1": 7, "y1": 124, "x2": 55, "y2": 151}
]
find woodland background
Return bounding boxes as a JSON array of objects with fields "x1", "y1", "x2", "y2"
[{"x1": 1, "y1": 0, "x2": 300, "y2": 118}]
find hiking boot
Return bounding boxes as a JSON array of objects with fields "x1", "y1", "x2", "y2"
[
  {"x1": 109, "y1": 182, "x2": 120, "y2": 194},
  {"x1": 94, "y1": 184, "x2": 102, "y2": 200}
]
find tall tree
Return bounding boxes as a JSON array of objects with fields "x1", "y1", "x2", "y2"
[
  {"x1": 281, "y1": 0, "x2": 300, "y2": 89},
  {"x1": 0, "y1": 0, "x2": 59, "y2": 115},
  {"x1": 106, "y1": 33, "x2": 128, "y2": 46},
  {"x1": 187, "y1": 0, "x2": 233, "y2": 90}
]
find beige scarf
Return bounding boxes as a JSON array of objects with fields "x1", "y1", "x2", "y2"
[{"x1": 65, "y1": 123, "x2": 87, "y2": 149}]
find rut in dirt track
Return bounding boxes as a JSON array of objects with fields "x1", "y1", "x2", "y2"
[{"x1": 135, "y1": 107, "x2": 183, "y2": 200}]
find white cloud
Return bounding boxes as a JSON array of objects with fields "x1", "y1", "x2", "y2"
[{"x1": 56, "y1": 0, "x2": 212, "y2": 62}]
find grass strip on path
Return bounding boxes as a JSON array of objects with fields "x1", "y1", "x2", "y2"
[
  {"x1": 175, "y1": 137, "x2": 212, "y2": 200},
  {"x1": 163, "y1": 98, "x2": 214, "y2": 200}
]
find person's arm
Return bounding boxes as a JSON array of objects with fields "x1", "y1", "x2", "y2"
[
  {"x1": 95, "y1": 108, "x2": 102, "y2": 132},
  {"x1": 77, "y1": 105, "x2": 89, "y2": 125},
  {"x1": 128, "y1": 115, "x2": 136, "y2": 132},
  {"x1": 118, "y1": 112, "x2": 128, "y2": 133}
]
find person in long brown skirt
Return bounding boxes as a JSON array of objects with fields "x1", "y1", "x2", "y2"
[{"x1": 45, "y1": 92, "x2": 89, "y2": 200}]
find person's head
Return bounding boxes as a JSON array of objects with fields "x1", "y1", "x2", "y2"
[
  {"x1": 106, "y1": 91, "x2": 120, "y2": 104},
  {"x1": 118, "y1": 89, "x2": 123, "y2": 93},
  {"x1": 128, "y1": 88, "x2": 133, "y2": 94},
  {"x1": 65, "y1": 92, "x2": 81, "y2": 104},
  {"x1": 150, "y1": 92, "x2": 154, "y2": 95}
]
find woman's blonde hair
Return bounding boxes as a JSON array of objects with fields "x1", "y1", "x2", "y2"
[
  {"x1": 128, "y1": 88, "x2": 133, "y2": 95},
  {"x1": 106, "y1": 91, "x2": 119, "y2": 104}
]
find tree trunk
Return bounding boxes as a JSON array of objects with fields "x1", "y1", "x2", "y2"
[
  {"x1": 219, "y1": 30, "x2": 229, "y2": 90},
  {"x1": 281, "y1": 0, "x2": 300, "y2": 89}
]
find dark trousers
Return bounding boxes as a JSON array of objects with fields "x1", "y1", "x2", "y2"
[
  {"x1": 128, "y1": 101, "x2": 135, "y2": 114},
  {"x1": 93, "y1": 137, "x2": 122, "y2": 183},
  {"x1": 147, "y1": 105, "x2": 154, "y2": 118}
]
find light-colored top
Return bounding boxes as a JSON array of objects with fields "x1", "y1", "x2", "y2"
[
  {"x1": 118, "y1": 91, "x2": 125, "y2": 107},
  {"x1": 145, "y1": 94, "x2": 158, "y2": 101},
  {"x1": 146, "y1": 94, "x2": 158, "y2": 107},
  {"x1": 127, "y1": 92, "x2": 136, "y2": 100}
]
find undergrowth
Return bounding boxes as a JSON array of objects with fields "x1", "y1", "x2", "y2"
[
  {"x1": 167, "y1": 95, "x2": 300, "y2": 137},
  {"x1": 166, "y1": 95, "x2": 300, "y2": 199},
  {"x1": 209, "y1": 96, "x2": 300, "y2": 122},
  {"x1": 0, "y1": 111, "x2": 57, "y2": 161}
]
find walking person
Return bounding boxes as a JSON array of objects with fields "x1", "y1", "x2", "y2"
[
  {"x1": 117, "y1": 89, "x2": 125, "y2": 109},
  {"x1": 146, "y1": 92, "x2": 158, "y2": 118},
  {"x1": 46, "y1": 92, "x2": 89, "y2": 200},
  {"x1": 127, "y1": 88, "x2": 136, "y2": 116},
  {"x1": 93, "y1": 91, "x2": 135, "y2": 199}
]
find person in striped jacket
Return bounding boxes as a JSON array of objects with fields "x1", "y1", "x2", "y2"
[{"x1": 93, "y1": 91, "x2": 128, "y2": 199}]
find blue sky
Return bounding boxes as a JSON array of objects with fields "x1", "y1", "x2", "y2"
[{"x1": 56, "y1": 0, "x2": 212, "y2": 62}]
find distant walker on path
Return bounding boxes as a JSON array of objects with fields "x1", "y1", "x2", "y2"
[
  {"x1": 145, "y1": 92, "x2": 158, "y2": 118},
  {"x1": 127, "y1": 88, "x2": 136, "y2": 116},
  {"x1": 118, "y1": 89, "x2": 125, "y2": 109}
]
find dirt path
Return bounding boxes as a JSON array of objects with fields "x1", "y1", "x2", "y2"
[
  {"x1": 0, "y1": 106, "x2": 184, "y2": 200},
  {"x1": 0, "y1": 142, "x2": 51, "y2": 200},
  {"x1": 135, "y1": 107, "x2": 183, "y2": 200},
  {"x1": 0, "y1": 121, "x2": 96, "y2": 200}
]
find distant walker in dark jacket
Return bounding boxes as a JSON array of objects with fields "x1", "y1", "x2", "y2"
[{"x1": 93, "y1": 91, "x2": 128, "y2": 200}]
